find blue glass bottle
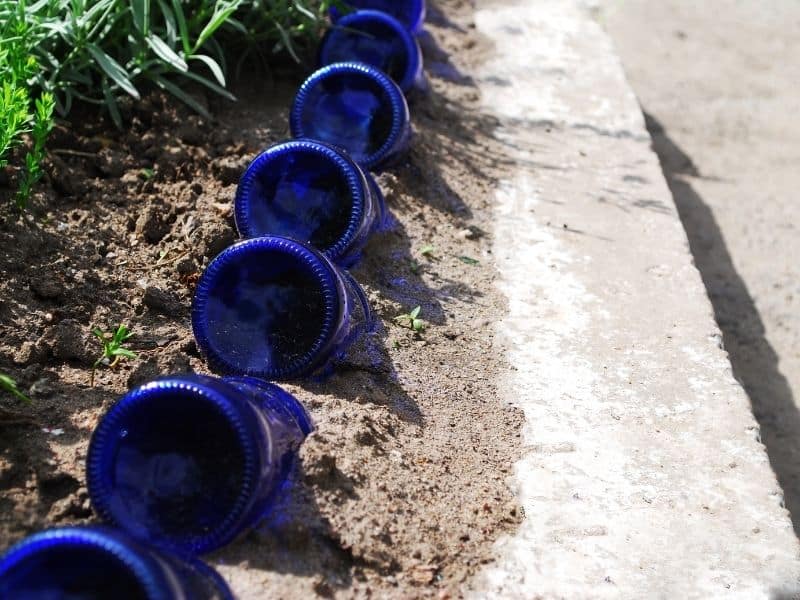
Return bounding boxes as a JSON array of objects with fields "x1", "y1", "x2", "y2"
[
  {"x1": 290, "y1": 62, "x2": 411, "y2": 171},
  {"x1": 331, "y1": 0, "x2": 426, "y2": 35},
  {"x1": 319, "y1": 10, "x2": 424, "y2": 94},
  {"x1": 192, "y1": 236, "x2": 373, "y2": 380},
  {"x1": 86, "y1": 375, "x2": 312, "y2": 555},
  {"x1": 0, "y1": 526, "x2": 233, "y2": 599},
  {"x1": 234, "y1": 139, "x2": 386, "y2": 268}
]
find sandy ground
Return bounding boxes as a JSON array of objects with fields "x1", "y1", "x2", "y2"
[{"x1": 598, "y1": 0, "x2": 800, "y2": 535}]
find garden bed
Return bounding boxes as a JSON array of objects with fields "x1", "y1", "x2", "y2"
[{"x1": 0, "y1": 0, "x2": 524, "y2": 596}]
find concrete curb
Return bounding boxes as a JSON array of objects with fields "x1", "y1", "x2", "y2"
[{"x1": 468, "y1": 1, "x2": 800, "y2": 597}]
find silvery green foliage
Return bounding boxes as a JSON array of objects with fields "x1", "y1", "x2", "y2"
[{"x1": 0, "y1": 0, "x2": 350, "y2": 126}]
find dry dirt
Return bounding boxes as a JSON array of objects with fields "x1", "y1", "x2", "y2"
[{"x1": 0, "y1": 0, "x2": 525, "y2": 597}]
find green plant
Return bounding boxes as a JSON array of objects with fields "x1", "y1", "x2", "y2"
[
  {"x1": 0, "y1": 12, "x2": 34, "y2": 170},
  {"x1": 0, "y1": 5, "x2": 56, "y2": 209},
  {"x1": 91, "y1": 324, "x2": 137, "y2": 386},
  {"x1": 223, "y1": 0, "x2": 348, "y2": 66},
  {"x1": 0, "y1": 373, "x2": 31, "y2": 403},
  {"x1": 1, "y1": 0, "x2": 347, "y2": 205},
  {"x1": 457, "y1": 255, "x2": 479, "y2": 265},
  {"x1": 0, "y1": 83, "x2": 30, "y2": 173},
  {"x1": 395, "y1": 306, "x2": 425, "y2": 333},
  {"x1": 420, "y1": 244, "x2": 436, "y2": 258},
  {"x1": 0, "y1": 0, "x2": 347, "y2": 127},
  {"x1": 15, "y1": 92, "x2": 55, "y2": 209}
]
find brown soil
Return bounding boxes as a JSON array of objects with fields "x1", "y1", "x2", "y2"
[{"x1": 0, "y1": 0, "x2": 524, "y2": 597}]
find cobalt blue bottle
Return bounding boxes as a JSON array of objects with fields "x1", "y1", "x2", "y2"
[
  {"x1": 234, "y1": 139, "x2": 386, "y2": 268},
  {"x1": 0, "y1": 526, "x2": 233, "y2": 599},
  {"x1": 192, "y1": 236, "x2": 373, "y2": 380},
  {"x1": 319, "y1": 10, "x2": 424, "y2": 94},
  {"x1": 331, "y1": 0, "x2": 426, "y2": 35},
  {"x1": 290, "y1": 62, "x2": 411, "y2": 171},
  {"x1": 86, "y1": 375, "x2": 312, "y2": 555}
]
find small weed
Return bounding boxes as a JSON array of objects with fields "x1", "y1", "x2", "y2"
[
  {"x1": 395, "y1": 306, "x2": 425, "y2": 333},
  {"x1": 420, "y1": 245, "x2": 436, "y2": 258},
  {"x1": 91, "y1": 324, "x2": 137, "y2": 386},
  {"x1": 457, "y1": 255, "x2": 480, "y2": 265},
  {"x1": 138, "y1": 167, "x2": 154, "y2": 180},
  {"x1": 0, "y1": 373, "x2": 30, "y2": 403},
  {"x1": 408, "y1": 259, "x2": 421, "y2": 275}
]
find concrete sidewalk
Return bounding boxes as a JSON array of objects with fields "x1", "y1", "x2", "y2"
[
  {"x1": 601, "y1": 0, "x2": 800, "y2": 552},
  {"x1": 467, "y1": 0, "x2": 800, "y2": 597}
]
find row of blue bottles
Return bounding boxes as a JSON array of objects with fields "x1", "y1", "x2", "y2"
[
  {"x1": 191, "y1": 3, "x2": 430, "y2": 379},
  {"x1": 0, "y1": 3, "x2": 429, "y2": 597},
  {"x1": 173, "y1": 0, "x2": 431, "y2": 557}
]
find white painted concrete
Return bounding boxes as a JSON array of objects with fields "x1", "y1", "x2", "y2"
[{"x1": 467, "y1": 1, "x2": 800, "y2": 598}]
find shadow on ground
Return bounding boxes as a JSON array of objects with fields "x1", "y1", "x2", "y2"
[{"x1": 645, "y1": 111, "x2": 800, "y2": 537}]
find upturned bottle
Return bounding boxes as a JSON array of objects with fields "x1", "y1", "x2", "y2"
[
  {"x1": 290, "y1": 62, "x2": 411, "y2": 171},
  {"x1": 319, "y1": 10, "x2": 425, "y2": 94},
  {"x1": 0, "y1": 526, "x2": 233, "y2": 599},
  {"x1": 86, "y1": 375, "x2": 312, "y2": 555},
  {"x1": 234, "y1": 139, "x2": 386, "y2": 268},
  {"x1": 192, "y1": 236, "x2": 373, "y2": 381}
]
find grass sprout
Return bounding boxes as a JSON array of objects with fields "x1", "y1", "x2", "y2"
[
  {"x1": 0, "y1": 373, "x2": 31, "y2": 403},
  {"x1": 395, "y1": 306, "x2": 425, "y2": 333},
  {"x1": 420, "y1": 244, "x2": 436, "y2": 258},
  {"x1": 91, "y1": 324, "x2": 137, "y2": 386}
]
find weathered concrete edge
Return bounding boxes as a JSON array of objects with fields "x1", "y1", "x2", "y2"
[{"x1": 468, "y1": 1, "x2": 800, "y2": 598}]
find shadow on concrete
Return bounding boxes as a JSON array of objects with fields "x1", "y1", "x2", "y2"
[
  {"x1": 644, "y1": 111, "x2": 800, "y2": 538},
  {"x1": 771, "y1": 590, "x2": 800, "y2": 600}
]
